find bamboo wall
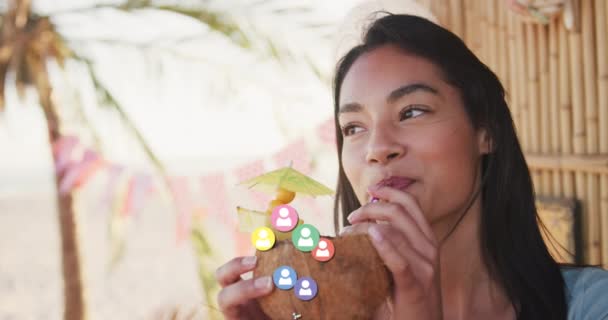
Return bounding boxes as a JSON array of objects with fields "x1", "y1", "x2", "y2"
[{"x1": 419, "y1": 0, "x2": 607, "y2": 267}]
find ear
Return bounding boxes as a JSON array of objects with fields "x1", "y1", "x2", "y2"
[{"x1": 477, "y1": 128, "x2": 492, "y2": 155}]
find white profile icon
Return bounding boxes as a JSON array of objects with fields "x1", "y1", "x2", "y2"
[
  {"x1": 256, "y1": 229, "x2": 271, "y2": 248},
  {"x1": 315, "y1": 240, "x2": 330, "y2": 257},
  {"x1": 275, "y1": 207, "x2": 293, "y2": 227},
  {"x1": 298, "y1": 227, "x2": 314, "y2": 247},
  {"x1": 299, "y1": 280, "x2": 312, "y2": 296},
  {"x1": 278, "y1": 268, "x2": 292, "y2": 285}
]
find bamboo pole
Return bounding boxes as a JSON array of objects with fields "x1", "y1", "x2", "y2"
[
  {"x1": 449, "y1": 0, "x2": 464, "y2": 39},
  {"x1": 538, "y1": 24, "x2": 551, "y2": 195},
  {"x1": 575, "y1": 173, "x2": 589, "y2": 262},
  {"x1": 479, "y1": 0, "x2": 490, "y2": 64},
  {"x1": 466, "y1": 0, "x2": 482, "y2": 56},
  {"x1": 587, "y1": 173, "x2": 601, "y2": 265},
  {"x1": 549, "y1": 18, "x2": 561, "y2": 197},
  {"x1": 507, "y1": 13, "x2": 521, "y2": 132},
  {"x1": 487, "y1": 0, "x2": 498, "y2": 71},
  {"x1": 525, "y1": 23, "x2": 540, "y2": 154},
  {"x1": 558, "y1": 15, "x2": 575, "y2": 198},
  {"x1": 596, "y1": 0, "x2": 608, "y2": 154},
  {"x1": 463, "y1": 0, "x2": 473, "y2": 46},
  {"x1": 497, "y1": 5, "x2": 508, "y2": 84},
  {"x1": 602, "y1": 175, "x2": 608, "y2": 268},
  {"x1": 569, "y1": 21, "x2": 586, "y2": 155},
  {"x1": 559, "y1": 21, "x2": 573, "y2": 155},
  {"x1": 581, "y1": 0, "x2": 598, "y2": 154},
  {"x1": 515, "y1": 18, "x2": 529, "y2": 152}
]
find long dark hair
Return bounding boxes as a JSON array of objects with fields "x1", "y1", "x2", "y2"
[{"x1": 332, "y1": 13, "x2": 567, "y2": 319}]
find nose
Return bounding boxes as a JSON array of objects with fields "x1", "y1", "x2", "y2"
[{"x1": 365, "y1": 126, "x2": 405, "y2": 164}]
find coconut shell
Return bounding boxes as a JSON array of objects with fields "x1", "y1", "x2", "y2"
[{"x1": 254, "y1": 234, "x2": 392, "y2": 319}]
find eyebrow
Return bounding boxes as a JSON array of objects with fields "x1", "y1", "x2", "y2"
[{"x1": 338, "y1": 83, "x2": 439, "y2": 114}]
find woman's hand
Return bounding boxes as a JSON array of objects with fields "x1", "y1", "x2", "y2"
[
  {"x1": 216, "y1": 256, "x2": 273, "y2": 319},
  {"x1": 341, "y1": 186, "x2": 443, "y2": 320}
]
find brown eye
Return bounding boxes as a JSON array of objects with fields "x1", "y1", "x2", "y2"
[
  {"x1": 399, "y1": 107, "x2": 426, "y2": 121},
  {"x1": 341, "y1": 125, "x2": 364, "y2": 136}
]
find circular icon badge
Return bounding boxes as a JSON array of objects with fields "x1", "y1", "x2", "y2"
[
  {"x1": 272, "y1": 266, "x2": 297, "y2": 290},
  {"x1": 311, "y1": 237, "x2": 335, "y2": 262},
  {"x1": 294, "y1": 277, "x2": 318, "y2": 301},
  {"x1": 271, "y1": 204, "x2": 299, "y2": 232},
  {"x1": 292, "y1": 224, "x2": 320, "y2": 252},
  {"x1": 252, "y1": 226, "x2": 275, "y2": 251}
]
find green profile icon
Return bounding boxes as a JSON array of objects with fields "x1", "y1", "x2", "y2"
[{"x1": 292, "y1": 224, "x2": 320, "y2": 252}]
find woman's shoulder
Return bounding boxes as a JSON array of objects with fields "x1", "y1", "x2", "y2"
[{"x1": 561, "y1": 266, "x2": 608, "y2": 320}]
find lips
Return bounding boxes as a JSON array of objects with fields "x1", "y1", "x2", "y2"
[{"x1": 375, "y1": 176, "x2": 415, "y2": 190}]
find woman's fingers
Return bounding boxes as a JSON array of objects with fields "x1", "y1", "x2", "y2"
[
  {"x1": 217, "y1": 276, "x2": 273, "y2": 313},
  {"x1": 368, "y1": 186, "x2": 436, "y2": 245},
  {"x1": 216, "y1": 256, "x2": 258, "y2": 288},
  {"x1": 368, "y1": 224, "x2": 435, "y2": 292},
  {"x1": 347, "y1": 201, "x2": 436, "y2": 262}
]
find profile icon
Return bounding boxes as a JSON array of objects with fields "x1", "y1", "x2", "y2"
[
  {"x1": 295, "y1": 277, "x2": 318, "y2": 301},
  {"x1": 251, "y1": 226, "x2": 275, "y2": 251},
  {"x1": 271, "y1": 204, "x2": 299, "y2": 232},
  {"x1": 272, "y1": 266, "x2": 297, "y2": 290},
  {"x1": 312, "y1": 237, "x2": 335, "y2": 262},
  {"x1": 292, "y1": 224, "x2": 320, "y2": 252}
]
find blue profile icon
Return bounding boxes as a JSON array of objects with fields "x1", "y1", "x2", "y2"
[{"x1": 272, "y1": 266, "x2": 297, "y2": 290}]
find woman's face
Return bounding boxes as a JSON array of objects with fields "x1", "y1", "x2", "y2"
[{"x1": 338, "y1": 45, "x2": 489, "y2": 225}]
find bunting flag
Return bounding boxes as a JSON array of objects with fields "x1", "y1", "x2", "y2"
[
  {"x1": 273, "y1": 138, "x2": 311, "y2": 174},
  {"x1": 233, "y1": 159, "x2": 270, "y2": 208},
  {"x1": 56, "y1": 117, "x2": 338, "y2": 249},
  {"x1": 169, "y1": 176, "x2": 195, "y2": 243},
  {"x1": 53, "y1": 135, "x2": 80, "y2": 176},
  {"x1": 101, "y1": 164, "x2": 126, "y2": 213},
  {"x1": 59, "y1": 149, "x2": 105, "y2": 195},
  {"x1": 200, "y1": 172, "x2": 231, "y2": 225},
  {"x1": 122, "y1": 173, "x2": 154, "y2": 218}
]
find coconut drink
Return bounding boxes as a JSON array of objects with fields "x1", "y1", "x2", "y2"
[{"x1": 238, "y1": 165, "x2": 392, "y2": 319}]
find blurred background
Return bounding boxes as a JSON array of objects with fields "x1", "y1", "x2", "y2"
[{"x1": 1, "y1": 0, "x2": 607, "y2": 319}]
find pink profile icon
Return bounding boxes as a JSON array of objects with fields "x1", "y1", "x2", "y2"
[{"x1": 271, "y1": 204, "x2": 299, "y2": 232}]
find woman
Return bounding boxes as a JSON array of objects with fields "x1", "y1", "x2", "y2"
[{"x1": 215, "y1": 13, "x2": 608, "y2": 319}]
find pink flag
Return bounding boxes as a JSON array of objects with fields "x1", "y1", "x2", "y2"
[
  {"x1": 122, "y1": 173, "x2": 154, "y2": 218},
  {"x1": 100, "y1": 164, "x2": 125, "y2": 213},
  {"x1": 273, "y1": 138, "x2": 311, "y2": 174},
  {"x1": 169, "y1": 176, "x2": 195, "y2": 243},
  {"x1": 52, "y1": 135, "x2": 78, "y2": 157},
  {"x1": 54, "y1": 136, "x2": 80, "y2": 176},
  {"x1": 58, "y1": 150, "x2": 104, "y2": 195},
  {"x1": 317, "y1": 118, "x2": 337, "y2": 148},
  {"x1": 234, "y1": 159, "x2": 270, "y2": 207},
  {"x1": 200, "y1": 172, "x2": 231, "y2": 225}
]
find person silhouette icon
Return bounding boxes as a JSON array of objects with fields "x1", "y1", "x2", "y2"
[
  {"x1": 298, "y1": 228, "x2": 314, "y2": 247},
  {"x1": 312, "y1": 237, "x2": 335, "y2": 262},
  {"x1": 272, "y1": 265, "x2": 297, "y2": 290},
  {"x1": 316, "y1": 240, "x2": 330, "y2": 257},
  {"x1": 294, "y1": 277, "x2": 318, "y2": 301},
  {"x1": 271, "y1": 204, "x2": 299, "y2": 232},
  {"x1": 299, "y1": 280, "x2": 312, "y2": 296},
  {"x1": 252, "y1": 226, "x2": 275, "y2": 251},
  {"x1": 278, "y1": 268, "x2": 292, "y2": 286},
  {"x1": 257, "y1": 229, "x2": 270, "y2": 247},
  {"x1": 276, "y1": 207, "x2": 292, "y2": 227},
  {"x1": 292, "y1": 224, "x2": 320, "y2": 252}
]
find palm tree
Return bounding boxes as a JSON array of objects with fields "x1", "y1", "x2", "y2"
[{"x1": 0, "y1": 0, "x2": 334, "y2": 319}]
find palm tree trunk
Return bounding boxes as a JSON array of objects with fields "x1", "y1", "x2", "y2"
[{"x1": 32, "y1": 56, "x2": 88, "y2": 320}]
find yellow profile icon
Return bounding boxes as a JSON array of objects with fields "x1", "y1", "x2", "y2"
[{"x1": 252, "y1": 226, "x2": 276, "y2": 251}]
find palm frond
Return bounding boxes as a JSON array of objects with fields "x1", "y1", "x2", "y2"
[
  {"x1": 50, "y1": 0, "x2": 336, "y2": 80},
  {"x1": 77, "y1": 55, "x2": 168, "y2": 176}
]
